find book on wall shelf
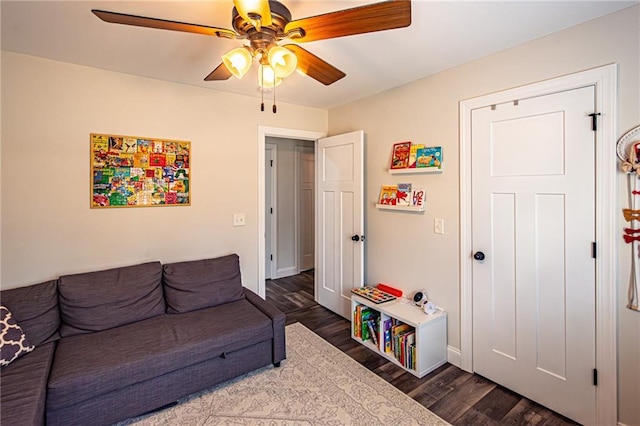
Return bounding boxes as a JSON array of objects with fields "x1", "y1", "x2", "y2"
[
  {"x1": 416, "y1": 146, "x2": 443, "y2": 170},
  {"x1": 396, "y1": 183, "x2": 412, "y2": 206},
  {"x1": 388, "y1": 143, "x2": 444, "y2": 174},
  {"x1": 408, "y1": 144, "x2": 424, "y2": 169},
  {"x1": 378, "y1": 185, "x2": 398, "y2": 205},
  {"x1": 376, "y1": 186, "x2": 426, "y2": 211},
  {"x1": 390, "y1": 141, "x2": 411, "y2": 169}
]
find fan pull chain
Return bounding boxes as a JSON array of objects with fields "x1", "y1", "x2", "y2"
[
  {"x1": 273, "y1": 83, "x2": 277, "y2": 113},
  {"x1": 260, "y1": 66, "x2": 265, "y2": 112}
]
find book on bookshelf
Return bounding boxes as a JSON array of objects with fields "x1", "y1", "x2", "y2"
[
  {"x1": 415, "y1": 146, "x2": 443, "y2": 169},
  {"x1": 353, "y1": 305, "x2": 362, "y2": 338},
  {"x1": 396, "y1": 183, "x2": 412, "y2": 206},
  {"x1": 390, "y1": 141, "x2": 411, "y2": 169},
  {"x1": 378, "y1": 185, "x2": 398, "y2": 205},
  {"x1": 366, "y1": 320, "x2": 379, "y2": 346},
  {"x1": 383, "y1": 319, "x2": 392, "y2": 353}
]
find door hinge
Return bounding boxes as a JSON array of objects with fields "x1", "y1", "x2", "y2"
[
  {"x1": 270, "y1": 160, "x2": 273, "y2": 167},
  {"x1": 270, "y1": 254, "x2": 273, "y2": 261},
  {"x1": 593, "y1": 368, "x2": 598, "y2": 386},
  {"x1": 592, "y1": 242, "x2": 597, "y2": 259},
  {"x1": 588, "y1": 112, "x2": 601, "y2": 131},
  {"x1": 270, "y1": 207, "x2": 273, "y2": 214}
]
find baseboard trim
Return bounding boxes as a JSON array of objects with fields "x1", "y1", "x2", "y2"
[
  {"x1": 447, "y1": 345, "x2": 462, "y2": 368},
  {"x1": 275, "y1": 267, "x2": 298, "y2": 279}
]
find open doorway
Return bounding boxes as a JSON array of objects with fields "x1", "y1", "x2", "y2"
[
  {"x1": 257, "y1": 126, "x2": 326, "y2": 298},
  {"x1": 264, "y1": 137, "x2": 315, "y2": 281}
]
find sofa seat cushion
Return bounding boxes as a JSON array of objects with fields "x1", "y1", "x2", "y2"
[
  {"x1": 0, "y1": 342, "x2": 56, "y2": 426},
  {"x1": 47, "y1": 299, "x2": 272, "y2": 410}
]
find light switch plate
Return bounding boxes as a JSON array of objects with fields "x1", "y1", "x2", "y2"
[{"x1": 434, "y1": 218, "x2": 444, "y2": 234}]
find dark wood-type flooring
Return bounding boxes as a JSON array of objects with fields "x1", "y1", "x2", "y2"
[{"x1": 266, "y1": 270, "x2": 580, "y2": 426}]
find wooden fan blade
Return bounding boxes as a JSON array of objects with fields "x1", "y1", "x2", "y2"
[
  {"x1": 92, "y1": 10, "x2": 237, "y2": 39},
  {"x1": 204, "y1": 63, "x2": 233, "y2": 81},
  {"x1": 283, "y1": 45, "x2": 345, "y2": 86},
  {"x1": 233, "y1": 0, "x2": 272, "y2": 27},
  {"x1": 285, "y1": 0, "x2": 411, "y2": 43}
]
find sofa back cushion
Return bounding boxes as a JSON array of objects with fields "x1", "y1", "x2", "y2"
[
  {"x1": 58, "y1": 262, "x2": 164, "y2": 337},
  {"x1": 0, "y1": 280, "x2": 60, "y2": 346},
  {"x1": 163, "y1": 254, "x2": 245, "y2": 313}
]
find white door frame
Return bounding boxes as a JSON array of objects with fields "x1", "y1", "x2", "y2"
[
  {"x1": 265, "y1": 143, "x2": 277, "y2": 280},
  {"x1": 257, "y1": 126, "x2": 327, "y2": 298},
  {"x1": 459, "y1": 64, "x2": 617, "y2": 425}
]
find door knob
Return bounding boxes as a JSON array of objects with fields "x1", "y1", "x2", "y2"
[
  {"x1": 474, "y1": 251, "x2": 485, "y2": 261},
  {"x1": 351, "y1": 235, "x2": 365, "y2": 242}
]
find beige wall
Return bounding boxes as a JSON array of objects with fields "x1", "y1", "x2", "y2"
[
  {"x1": 329, "y1": 6, "x2": 639, "y2": 425},
  {"x1": 0, "y1": 51, "x2": 327, "y2": 294}
]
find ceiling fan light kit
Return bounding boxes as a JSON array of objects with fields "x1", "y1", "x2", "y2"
[
  {"x1": 221, "y1": 46, "x2": 253, "y2": 79},
  {"x1": 258, "y1": 65, "x2": 282, "y2": 89},
  {"x1": 91, "y1": 0, "x2": 412, "y2": 113}
]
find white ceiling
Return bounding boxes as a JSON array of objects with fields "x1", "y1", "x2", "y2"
[{"x1": 2, "y1": 1, "x2": 637, "y2": 110}]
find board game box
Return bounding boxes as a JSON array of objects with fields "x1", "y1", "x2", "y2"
[{"x1": 351, "y1": 286, "x2": 397, "y2": 304}]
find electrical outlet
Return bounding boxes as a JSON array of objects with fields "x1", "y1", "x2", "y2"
[
  {"x1": 233, "y1": 213, "x2": 246, "y2": 227},
  {"x1": 434, "y1": 218, "x2": 445, "y2": 234}
]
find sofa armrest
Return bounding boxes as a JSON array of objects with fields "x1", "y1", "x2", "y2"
[{"x1": 243, "y1": 289, "x2": 286, "y2": 364}]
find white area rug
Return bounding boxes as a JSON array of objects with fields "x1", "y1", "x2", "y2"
[{"x1": 121, "y1": 322, "x2": 449, "y2": 425}]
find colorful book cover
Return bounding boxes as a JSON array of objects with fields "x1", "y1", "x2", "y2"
[
  {"x1": 416, "y1": 146, "x2": 443, "y2": 169},
  {"x1": 405, "y1": 333, "x2": 415, "y2": 368},
  {"x1": 408, "y1": 144, "x2": 424, "y2": 168},
  {"x1": 396, "y1": 183, "x2": 412, "y2": 206},
  {"x1": 361, "y1": 308, "x2": 372, "y2": 341},
  {"x1": 378, "y1": 185, "x2": 398, "y2": 205},
  {"x1": 92, "y1": 134, "x2": 109, "y2": 153},
  {"x1": 384, "y1": 320, "x2": 392, "y2": 353},
  {"x1": 390, "y1": 141, "x2": 411, "y2": 169},
  {"x1": 133, "y1": 153, "x2": 149, "y2": 168},
  {"x1": 411, "y1": 189, "x2": 426, "y2": 208},
  {"x1": 137, "y1": 139, "x2": 150, "y2": 153},
  {"x1": 366, "y1": 320, "x2": 379, "y2": 347},
  {"x1": 122, "y1": 138, "x2": 137, "y2": 154},
  {"x1": 164, "y1": 141, "x2": 178, "y2": 153},
  {"x1": 108, "y1": 136, "x2": 124, "y2": 152},
  {"x1": 149, "y1": 153, "x2": 167, "y2": 167},
  {"x1": 152, "y1": 140, "x2": 164, "y2": 153}
]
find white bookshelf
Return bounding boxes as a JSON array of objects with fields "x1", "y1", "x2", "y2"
[
  {"x1": 375, "y1": 203, "x2": 425, "y2": 212},
  {"x1": 351, "y1": 294, "x2": 447, "y2": 378},
  {"x1": 388, "y1": 164, "x2": 444, "y2": 175}
]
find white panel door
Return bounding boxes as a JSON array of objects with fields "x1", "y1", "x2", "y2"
[
  {"x1": 472, "y1": 86, "x2": 596, "y2": 425},
  {"x1": 316, "y1": 131, "x2": 364, "y2": 319}
]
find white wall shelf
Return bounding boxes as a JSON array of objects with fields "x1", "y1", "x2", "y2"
[
  {"x1": 351, "y1": 294, "x2": 447, "y2": 378},
  {"x1": 388, "y1": 165, "x2": 444, "y2": 175},
  {"x1": 375, "y1": 204, "x2": 425, "y2": 212}
]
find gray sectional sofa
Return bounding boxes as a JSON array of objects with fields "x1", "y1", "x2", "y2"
[{"x1": 0, "y1": 254, "x2": 286, "y2": 426}]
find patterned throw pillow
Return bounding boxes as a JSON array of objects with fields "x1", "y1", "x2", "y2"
[{"x1": 0, "y1": 305, "x2": 35, "y2": 367}]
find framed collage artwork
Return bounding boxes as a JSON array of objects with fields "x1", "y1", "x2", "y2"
[{"x1": 91, "y1": 133, "x2": 191, "y2": 208}]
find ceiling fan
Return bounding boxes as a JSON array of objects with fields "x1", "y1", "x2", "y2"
[{"x1": 92, "y1": 0, "x2": 412, "y2": 111}]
